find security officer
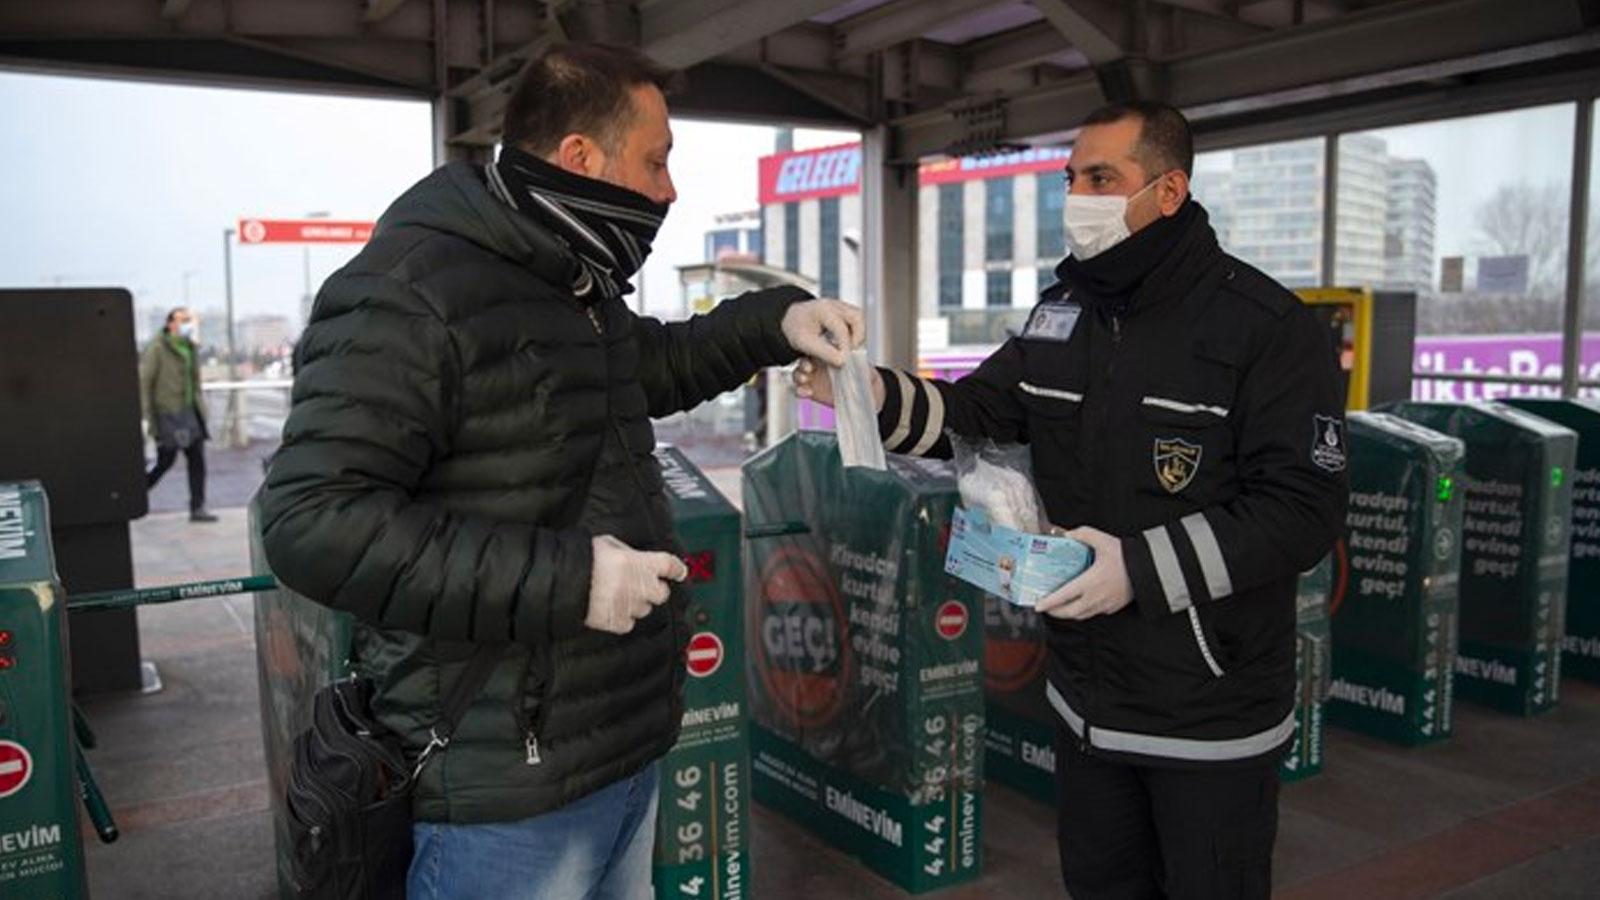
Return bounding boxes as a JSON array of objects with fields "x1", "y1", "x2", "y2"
[{"x1": 796, "y1": 102, "x2": 1348, "y2": 899}]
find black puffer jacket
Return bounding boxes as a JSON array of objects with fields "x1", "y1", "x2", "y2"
[{"x1": 259, "y1": 162, "x2": 806, "y2": 822}]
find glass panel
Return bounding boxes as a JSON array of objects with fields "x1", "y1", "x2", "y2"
[
  {"x1": 784, "y1": 202, "x2": 800, "y2": 273},
  {"x1": 1337, "y1": 105, "x2": 1576, "y2": 401},
  {"x1": 1192, "y1": 137, "x2": 1327, "y2": 288},
  {"x1": 986, "y1": 270, "x2": 1011, "y2": 308},
  {"x1": 1036, "y1": 170, "x2": 1066, "y2": 262},
  {"x1": 985, "y1": 176, "x2": 1015, "y2": 262},
  {"x1": 819, "y1": 196, "x2": 840, "y2": 297},
  {"x1": 938, "y1": 183, "x2": 964, "y2": 309}
]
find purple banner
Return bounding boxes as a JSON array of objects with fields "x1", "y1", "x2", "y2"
[
  {"x1": 794, "y1": 334, "x2": 1600, "y2": 431},
  {"x1": 1412, "y1": 333, "x2": 1600, "y2": 401}
]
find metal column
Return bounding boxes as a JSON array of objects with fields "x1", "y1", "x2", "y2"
[
  {"x1": 862, "y1": 126, "x2": 920, "y2": 370},
  {"x1": 1561, "y1": 99, "x2": 1593, "y2": 398}
]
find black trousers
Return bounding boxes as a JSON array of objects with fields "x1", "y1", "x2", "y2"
[
  {"x1": 147, "y1": 441, "x2": 207, "y2": 511},
  {"x1": 1055, "y1": 730, "x2": 1279, "y2": 900}
]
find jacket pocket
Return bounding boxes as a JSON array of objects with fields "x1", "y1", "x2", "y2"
[
  {"x1": 1140, "y1": 388, "x2": 1235, "y2": 501},
  {"x1": 1184, "y1": 605, "x2": 1228, "y2": 678}
]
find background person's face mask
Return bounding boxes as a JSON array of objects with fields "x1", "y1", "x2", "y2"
[{"x1": 1063, "y1": 177, "x2": 1161, "y2": 260}]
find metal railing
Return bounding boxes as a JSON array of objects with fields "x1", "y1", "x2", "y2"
[{"x1": 199, "y1": 378, "x2": 292, "y2": 448}]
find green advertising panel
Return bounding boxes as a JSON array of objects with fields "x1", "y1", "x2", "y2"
[
  {"x1": 1502, "y1": 399, "x2": 1600, "y2": 684},
  {"x1": 1283, "y1": 556, "x2": 1332, "y2": 781},
  {"x1": 249, "y1": 497, "x2": 354, "y2": 898},
  {"x1": 0, "y1": 482, "x2": 86, "y2": 900},
  {"x1": 653, "y1": 447, "x2": 752, "y2": 900},
  {"x1": 1329, "y1": 413, "x2": 1464, "y2": 745},
  {"x1": 743, "y1": 433, "x2": 984, "y2": 894},
  {"x1": 981, "y1": 596, "x2": 1053, "y2": 801},
  {"x1": 1385, "y1": 402, "x2": 1575, "y2": 716}
]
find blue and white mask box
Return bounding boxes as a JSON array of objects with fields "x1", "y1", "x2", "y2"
[{"x1": 944, "y1": 505, "x2": 1093, "y2": 607}]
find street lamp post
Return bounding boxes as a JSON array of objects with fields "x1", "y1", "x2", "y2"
[
  {"x1": 221, "y1": 226, "x2": 246, "y2": 447},
  {"x1": 302, "y1": 211, "x2": 330, "y2": 325}
]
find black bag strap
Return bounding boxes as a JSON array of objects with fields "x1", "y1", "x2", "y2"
[{"x1": 411, "y1": 646, "x2": 501, "y2": 779}]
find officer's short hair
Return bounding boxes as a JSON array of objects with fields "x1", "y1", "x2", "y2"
[
  {"x1": 1082, "y1": 102, "x2": 1194, "y2": 177},
  {"x1": 502, "y1": 43, "x2": 684, "y2": 156}
]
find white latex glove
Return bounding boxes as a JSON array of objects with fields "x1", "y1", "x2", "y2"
[
  {"x1": 792, "y1": 358, "x2": 885, "y2": 410},
  {"x1": 1034, "y1": 527, "x2": 1133, "y2": 621},
  {"x1": 782, "y1": 299, "x2": 866, "y2": 368},
  {"x1": 586, "y1": 535, "x2": 688, "y2": 635}
]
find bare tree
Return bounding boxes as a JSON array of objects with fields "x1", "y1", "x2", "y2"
[{"x1": 1473, "y1": 182, "x2": 1569, "y2": 294}]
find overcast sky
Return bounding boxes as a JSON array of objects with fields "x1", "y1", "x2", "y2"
[
  {"x1": 0, "y1": 68, "x2": 849, "y2": 336},
  {"x1": 2, "y1": 68, "x2": 1591, "y2": 341},
  {"x1": 1193, "y1": 102, "x2": 1582, "y2": 264}
]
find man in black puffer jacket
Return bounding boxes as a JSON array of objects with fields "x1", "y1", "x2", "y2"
[{"x1": 259, "y1": 43, "x2": 863, "y2": 900}]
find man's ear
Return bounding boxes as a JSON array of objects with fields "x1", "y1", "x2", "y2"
[
  {"x1": 1159, "y1": 171, "x2": 1190, "y2": 217},
  {"x1": 552, "y1": 134, "x2": 605, "y2": 179}
]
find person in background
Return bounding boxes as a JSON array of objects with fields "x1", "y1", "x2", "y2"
[{"x1": 141, "y1": 306, "x2": 216, "y2": 523}]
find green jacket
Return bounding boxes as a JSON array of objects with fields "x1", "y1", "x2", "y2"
[
  {"x1": 259, "y1": 162, "x2": 806, "y2": 823},
  {"x1": 139, "y1": 334, "x2": 206, "y2": 441}
]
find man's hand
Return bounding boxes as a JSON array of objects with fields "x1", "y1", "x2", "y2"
[
  {"x1": 1035, "y1": 527, "x2": 1133, "y2": 621},
  {"x1": 782, "y1": 299, "x2": 866, "y2": 368},
  {"x1": 586, "y1": 535, "x2": 688, "y2": 635},
  {"x1": 792, "y1": 358, "x2": 885, "y2": 410}
]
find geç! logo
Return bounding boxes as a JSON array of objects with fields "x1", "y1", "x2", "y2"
[{"x1": 753, "y1": 546, "x2": 852, "y2": 729}]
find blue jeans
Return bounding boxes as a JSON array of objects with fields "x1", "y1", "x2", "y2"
[{"x1": 407, "y1": 763, "x2": 659, "y2": 900}]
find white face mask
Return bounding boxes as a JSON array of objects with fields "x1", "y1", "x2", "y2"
[
  {"x1": 177, "y1": 320, "x2": 197, "y2": 340},
  {"x1": 1063, "y1": 177, "x2": 1160, "y2": 261}
]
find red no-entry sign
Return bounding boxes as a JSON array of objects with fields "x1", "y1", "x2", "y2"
[
  {"x1": 238, "y1": 218, "x2": 374, "y2": 245},
  {"x1": 936, "y1": 601, "x2": 969, "y2": 640},
  {"x1": 0, "y1": 740, "x2": 33, "y2": 798},
  {"x1": 685, "y1": 631, "x2": 724, "y2": 678}
]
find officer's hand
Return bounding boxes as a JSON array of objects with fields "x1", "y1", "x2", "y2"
[
  {"x1": 586, "y1": 535, "x2": 688, "y2": 635},
  {"x1": 782, "y1": 299, "x2": 866, "y2": 368},
  {"x1": 792, "y1": 358, "x2": 885, "y2": 410},
  {"x1": 1035, "y1": 527, "x2": 1133, "y2": 620}
]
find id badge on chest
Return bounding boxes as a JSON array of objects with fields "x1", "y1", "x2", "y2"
[{"x1": 1022, "y1": 301, "x2": 1082, "y2": 343}]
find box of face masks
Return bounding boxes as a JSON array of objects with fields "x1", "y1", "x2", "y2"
[{"x1": 944, "y1": 506, "x2": 1093, "y2": 607}]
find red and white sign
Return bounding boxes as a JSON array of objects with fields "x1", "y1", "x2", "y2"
[
  {"x1": 758, "y1": 143, "x2": 863, "y2": 205},
  {"x1": 237, "y1": 218, "x2": 374, "y2": 245},
  {"x1": 916, "y1": 146, "x2": 1071, "y2": 186},
  {"x1": 757, "y1": 143, "x2": 1072, "y2": 205},
  {"x1": 686, "y1": 631, "x2": 725, "y2": 678},
  {"x1": 935, "y1": 601, "x2": 969, "y2": 640},
  {"x1": 0, "y1": 740, "x2": 33, "y2": 798}
]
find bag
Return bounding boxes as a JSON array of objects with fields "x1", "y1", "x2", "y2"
[
  {"x1": 949, "y1": 434, "x2": 1045, "y2": 532},
  {"x1": 286, "y1": 649, "x2": 500, "y2": 899},
  {"x1": 833, "y1": 348, "x2": 887, "y2": 471},
  {"x1": 155, "y1": 408, "x2": 204, "y2": 449}
]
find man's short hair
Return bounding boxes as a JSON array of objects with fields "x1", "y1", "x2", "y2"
[
  {"x1": 501, "y1": 43, "x2": 683, "y2": 156},
  {"x1": 165, "y1": 307, "x2": 187, "y2": 326},
  {"x1": 1082, "y1": 102, "x2": 1194, "y2": 177}
]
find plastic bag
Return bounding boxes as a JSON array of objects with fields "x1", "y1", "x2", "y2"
[
  {"x1": 834, "y1": 348, "x2": 887, "y2": 471},
  {"x1": 950, "y1": 434, "x2": 1045, "y2": 533}
]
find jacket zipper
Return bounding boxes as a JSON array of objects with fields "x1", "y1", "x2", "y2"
[
  {"x1": 514, "y1": 650, "x2": 546, "y2": 766},
  {"x1": 1081, "y1": 309, "x2": 1127, "y2": 752},
  {"x1": 511, "y1": 297, "x2": 606, "y2": 767}
]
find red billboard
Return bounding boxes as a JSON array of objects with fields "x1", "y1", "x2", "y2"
[
  {"x1": 757, "y1": 143, "x2": 1072, "y2": 205},
  {"x1": 237, "y1": 218, "x2": 374, "y2": 245},
  {"x1": 757, "y1": 143, "x2": 863, "y2": 205},
  {"x1": 916, "y1": 146, "x2": 1072, "y2": 186}
]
